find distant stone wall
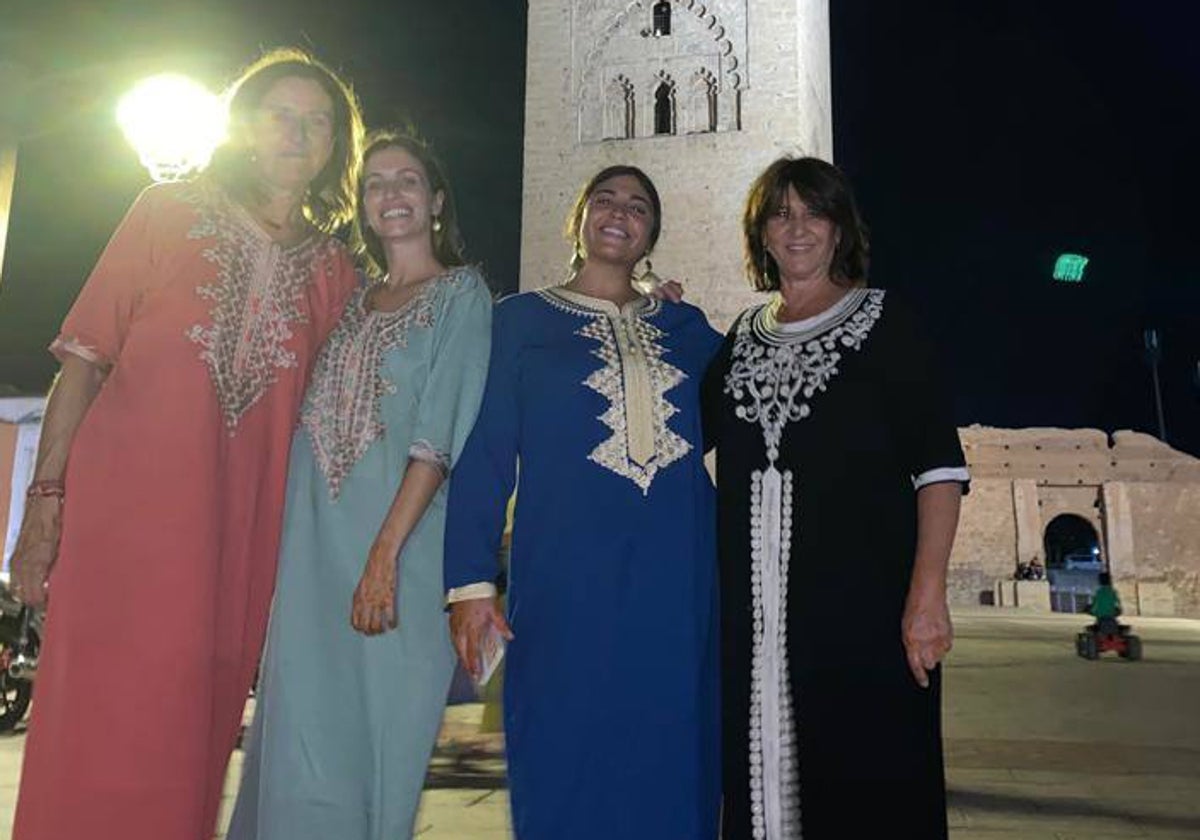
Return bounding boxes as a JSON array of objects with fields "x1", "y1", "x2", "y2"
[
  {"x1": 950, "y1": 426, "x2": 1200, "y2": 617},
  {"x1": 1125, "y1": 482, "x2": 1200, "y2": 617},
  {"x1": 950, "y1": 478, "x2": 1016, "y2": 605}
]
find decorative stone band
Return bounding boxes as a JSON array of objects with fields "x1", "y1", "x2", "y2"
[{"x1": 913, "y1": 465, "x2": 971, "y2": 491}]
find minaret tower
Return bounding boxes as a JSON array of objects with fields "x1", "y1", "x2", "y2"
[{"x1": 520, "y1": 0, "x2": 831, "y2": 328}]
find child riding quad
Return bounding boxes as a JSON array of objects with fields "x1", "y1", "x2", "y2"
[{"x1": 1076, "y1": 572, "x2": 1142, "y2": 660}]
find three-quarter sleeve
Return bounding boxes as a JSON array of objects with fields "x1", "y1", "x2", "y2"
[
  {"x1": 882, "y1": 296, "x2": 970, "y2": 493},
  {"x1": 407, "y1": 268, "x2": 493, "y2": 477},
  {"x1": 444, "y1": 296, "x2": 522, "y2": 600},
  {"x1": 51, "y1": 185, "x2": 166, "y2": 367}
]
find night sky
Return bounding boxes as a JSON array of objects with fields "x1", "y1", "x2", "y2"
[{"x1": 1, "y1": 1, "x2": 1197, "y2": 454}]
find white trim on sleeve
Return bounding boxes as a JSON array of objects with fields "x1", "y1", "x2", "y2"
[
  {"x1": 446, "y1": 582, "x2": 497, "y2": 605},
  {"x1": 912, "y1": 466, "x2": 971, "y2": 490}
]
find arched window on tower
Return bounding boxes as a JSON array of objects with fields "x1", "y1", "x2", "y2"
[
  {"x1": 604, "y1": 75, "x2": 636, "y2": 140},
  {"x1": 652, "y1": 1, "x2": 672, "y2": 37},
  {"x1": 684, "y1": 69, "x2": 718, "y2": 134},
  {"x1": 653, "y1": 78, "x2": 676, "y2": 135}
]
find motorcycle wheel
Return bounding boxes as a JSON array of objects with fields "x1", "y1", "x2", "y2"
[{"x1": 0, "y1": 619, "x2": 35, "y2": 732}]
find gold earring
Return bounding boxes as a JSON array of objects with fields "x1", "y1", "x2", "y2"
[{"x1": 637, "y1": 258, "x2": 663, "y2": 288}]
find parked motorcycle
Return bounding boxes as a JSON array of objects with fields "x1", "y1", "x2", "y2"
[{"x1": 0, "y1": 582, "x2": 40, "y2": 732}]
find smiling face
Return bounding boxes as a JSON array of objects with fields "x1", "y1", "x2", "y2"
[
  {"x1": 244, "y1": 75, "x2": 336, "y2": 193},
  {"x1": 762, "y1": 184, "x2": 841, "y2": 285},
  {"x1": 576, "y1": 174, "x2": 656, "y2": 270},
  {"x1": 361, "y1": 145, "x2": 445, "y2": 247}
]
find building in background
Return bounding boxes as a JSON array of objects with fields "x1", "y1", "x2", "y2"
[
  {"x1": 520, "y1": 0, "x2": 831, "y2": 329},
  {"x1": 953, "y1": 427, "x2": 1200, "y2": 618},
  {"x1": 1, "y1": 396, "x2": 44, "y2": 576},
  {"x1": 519, "y1": 2, "x2": 1200, "y2": 619}
]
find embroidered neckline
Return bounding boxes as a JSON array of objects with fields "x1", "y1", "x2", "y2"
[
  {"x1": 535, "y1": 286, "x2": 687, "y2": 494},
  {"x1": 755, "y1": 286, "x2": 874, "y2": 344},
  {"x1": 726, "y1": 288, "x2": 885, "y2": 462},
  {"x1": 301, "y1": 269, "x2": 473, "y2": 498},
  {"x1": 360, "y1": 267, "x2": 466, "y2": 321},
  {"x1": 227, "y1": 198, "x2": 320, "y2": 253},
  {"x1": 536, "y1": 285, "x2": 662, "y2": 319},
  {"x1": 180, "y1": 182, "x2": 336, "y2": 431}
]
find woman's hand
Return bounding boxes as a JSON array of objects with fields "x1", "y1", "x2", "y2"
[
  {"x1": 9, "y1": 498, "x2": 62, "y2": 608},
  {"x1": 648, "y1": 278, "x2": 685, "y2": 303},
  {"x1": 449, "y1": 596, "x2": 514, "y2": 680},
  {"x1": 901, "y1": 592, "x2": 953, "y2": 688},
  {"x1": 351, "y1": 547, "x2": 398, "y2": 636}
]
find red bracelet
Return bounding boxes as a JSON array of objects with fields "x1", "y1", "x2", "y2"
[{"x1": 26, "y1": 480, "x2": 65, "y2": 500}]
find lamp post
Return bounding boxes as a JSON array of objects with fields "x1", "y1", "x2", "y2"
[{"x1": 116, "y1": 74, "x2": 226, "y2": 182}]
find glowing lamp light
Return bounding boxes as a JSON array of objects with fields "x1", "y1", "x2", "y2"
[
  {"x1": 1052, "y1": 253, "x2": 1089, "y2": 283},
  {"x1": 117, "y1": 75, "x2": 226, "y2": 182}
]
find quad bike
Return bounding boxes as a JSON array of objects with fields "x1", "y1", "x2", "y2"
[{"x1": 1076, "y1": 618, "x2": 1142, "y2": 661}]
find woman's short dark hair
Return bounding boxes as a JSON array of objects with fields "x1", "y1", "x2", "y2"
[
  {"x1": 204, "y1": 47, "x2": 365, "y2": 233},
  {"x1": 743, "y1": 156, "x2": 869, "y2": 291},
  {"x1": 565, "y1": 165, "x2": 662, "y2": 274},
  {"x1": 351, "y1": 130, "x2": 467, "y2": 279}
]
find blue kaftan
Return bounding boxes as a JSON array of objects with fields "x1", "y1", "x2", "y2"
[
  {"x1": 445, "y1": 287, "x2": 722, "y2": 840},
  {"x1": 229, "y1": 267, "x2": 492, "y2": 840}
]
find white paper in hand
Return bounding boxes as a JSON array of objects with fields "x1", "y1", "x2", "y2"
[{"x1": 476, "y1": 623, "x2": 506, "y2": 688}]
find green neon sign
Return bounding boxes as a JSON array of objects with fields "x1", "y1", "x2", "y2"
[{"x1": 1053, "y1": 253, "x2": 1089, "y2": 282}]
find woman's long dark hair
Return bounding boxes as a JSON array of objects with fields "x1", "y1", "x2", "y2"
[
  {"x1": 351, "y1": 130, "x2": 467, "y2": 279},
  {"x1": 743, "y1": 157, "x2": 869, "y2": 290},
  {"x1": 204, "y1": 47, "x2": 365, "y2": 233},
  {"x1": 564, "y1": 165, "x2": 662, "y2": 274}
]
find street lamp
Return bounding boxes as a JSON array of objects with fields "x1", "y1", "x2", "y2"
[{"x1": 116, "y1": 74, "x2": 226, "y2": 182}]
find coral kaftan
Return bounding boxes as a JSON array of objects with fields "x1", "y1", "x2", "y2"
[{"x1": 13, "y1": 181, "x2": 356, "y2": 840}]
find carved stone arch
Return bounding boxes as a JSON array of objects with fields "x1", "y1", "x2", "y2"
[
  {"x1": 578, "y1": 1, "x2": 744, "y2": 103},
  {"x1": 651, "y1": 71, "x2": 677, "y2": 135},
  {"x1": 604, "y1": 74, "x2": 636, "y2": 140},
  {"x1": 684, "y1": 67, "x2": 718, "y2": 133}
]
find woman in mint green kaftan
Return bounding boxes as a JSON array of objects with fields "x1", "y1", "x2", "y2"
[{"x1": 229, "y1": 265, "x2": 490, "y2": 839}]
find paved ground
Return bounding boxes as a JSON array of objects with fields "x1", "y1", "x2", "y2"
[{"x1": 0, "y1": 607, "x2": 1197, "y2": 838}]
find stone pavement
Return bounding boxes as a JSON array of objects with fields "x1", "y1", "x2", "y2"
[{"x1": 0, "y1": 607, "x2": 1196, "y2": 838}]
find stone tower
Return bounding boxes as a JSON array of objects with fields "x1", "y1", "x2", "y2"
[{"x1": 519, "y1": 0, "x2": 832, "y2": 329}]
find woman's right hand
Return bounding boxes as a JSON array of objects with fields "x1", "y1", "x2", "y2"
[
  {"x1": 10, "y1": 498, "x2": 63, "y2": 608},
  {"x1": 449, "y1": 596, "x2": 514, "y2": 680}
]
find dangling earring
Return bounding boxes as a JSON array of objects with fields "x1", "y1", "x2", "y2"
[
  {"x1": 637, "y1": 258, "x2": 662, "y2": 289},
  {"x1": 432, "y1": 216, "x2": 443, "y2": 233}
]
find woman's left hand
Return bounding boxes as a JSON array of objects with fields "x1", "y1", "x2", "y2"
[
  {"x1": 901, "y1": 594, "x2": 953, "y2": 688},
  {"x1": 351, "y1": 550, "x2": 398, "y2": 636},
  {"x1": 647, "y1": 278, "x2": 685, "y2": 303}
]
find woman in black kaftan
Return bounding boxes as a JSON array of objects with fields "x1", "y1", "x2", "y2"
[{"x1": 704, "y1": 158, "x2": 969, "y2": 840}]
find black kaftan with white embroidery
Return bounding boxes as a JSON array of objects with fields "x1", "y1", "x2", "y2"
[{"x1": 702, "y1": 288, "x2": 968, "y2": 840}]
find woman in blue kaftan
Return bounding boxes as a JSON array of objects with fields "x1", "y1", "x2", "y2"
[
  {"x1": 229, "y1": 133, "x2": 492, "y2": 840},
  {"x1": 445, "y1": 166, "x2": 722, "y2": 839}
]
